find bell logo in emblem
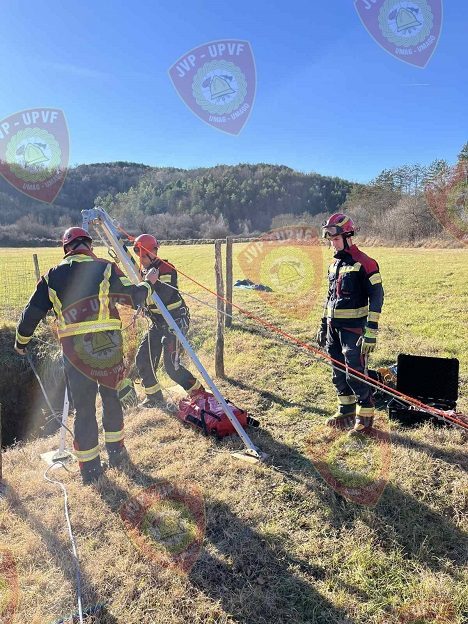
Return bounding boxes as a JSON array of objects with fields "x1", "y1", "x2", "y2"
[
  {"x1": 396, "y1": 7, "x2": 421, "y2": 31},
  {"x1": 209, "y1": 75, "x2": 236, "y2": 100},
  {"x1": 169, "y1": 40, "x2": 256, "y2": 135},
  {"x1": 0, "y1": 108, "x2": 70, "y2": 203},
  {"x1": 355, "y1": 0, "x2": 443, "y2": 68},
  {"x1": 88, "y1": 331, "x2": 117, "y2": 355},
  {"x1": 23, "y1": 143, "x2": 49, "y2": 167}
]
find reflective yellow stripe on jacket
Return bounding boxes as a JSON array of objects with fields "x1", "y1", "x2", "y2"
[
  {"x1": 327, "y1": 305, "x2": 368, "y2": 319},
  {"x1": 148, "y1": 299, "x2": 182, "y2": 314},
  {"x1": 50, "y1": 262, "x2": 121, "y2": 339}
]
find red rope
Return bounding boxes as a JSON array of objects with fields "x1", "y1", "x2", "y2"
[{"x1": 115, "y1": 224, "x2": 468, "y2": 430}]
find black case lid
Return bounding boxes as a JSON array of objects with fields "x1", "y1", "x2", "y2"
[{"x1": 396, "y1": 354, "x2": 459, "y2": 404}]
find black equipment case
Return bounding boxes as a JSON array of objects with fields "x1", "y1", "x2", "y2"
[{"x1": 388, "y1": 354, "x2": 459, "y2": 426}]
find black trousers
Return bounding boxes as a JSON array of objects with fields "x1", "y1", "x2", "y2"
[
  {"x1": 63, "y1": 357, "x2": 124, "y2": 468},
  {"x1": 135, "y1": 323, "x2": 199, "y2": 397},
  {"x1": 326, "y1": 326, "x2": 373, "y2": 407}
]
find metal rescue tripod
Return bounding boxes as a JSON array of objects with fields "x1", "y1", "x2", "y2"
[{"x1": 81, "y1": 207, "x2": 266, "y2": 463}]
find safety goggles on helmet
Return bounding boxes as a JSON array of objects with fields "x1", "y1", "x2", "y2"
[
  {"x1": 322, "y1": 225, "x2": 344, "y2": 238},
  {"x1": 321, "y1": 214, "x2": 355, "y2": 239}
]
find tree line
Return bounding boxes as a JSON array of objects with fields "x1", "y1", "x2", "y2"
[
  {"x1": 0, "y1": 141, "x2": 466, "y2": 245},
  {"x1": 341, "y1": 143, "x2": 467, "y2": 244}
]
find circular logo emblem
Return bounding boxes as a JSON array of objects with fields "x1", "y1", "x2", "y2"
[
  {"x1": 305, "y1": 415, "x2": 391, "y2": 507},
  {"x1": 120, "y1": 481, "x2": 205, "y2": 574},
  {"x1": 394, "y1": 598, "x2": 456, "y2": 623},
  {"x1": 238, "y1": 227, "x2": 324, "y2": 321},
  {"x1": 425, "y1": 162, "x2": 468, "y2": 246},
  {"x1": 5, "y1": 127, "x2": 61, "y2": 182},
  {"x1": 192, "y1": 60, "x2": 247, "y2": 115},
  {"x1": 73, "y1": 328, "x2": 123, "y2": 370},
  {"x1": 60, "y1": 294, "x2": 136, "y2": 388},
  {"x1": 379, "y1": 0, "x2": 433, "y2": 47}
]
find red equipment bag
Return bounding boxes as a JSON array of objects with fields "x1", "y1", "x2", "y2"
[{"x1": 177, "y1": 391, "x2": 259, "y2": 438}]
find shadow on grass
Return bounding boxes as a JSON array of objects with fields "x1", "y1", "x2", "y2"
[
  {"x1": 95, "y1": 460, "x2": 357, "y2": 624},
  {"x1": 258, "y1": 429, "x2": 468, "y2": 573},
  {"x1": 191, "y1": 499, "x2": 357, "y2": 624},
  {"x1": 95, "y1": 430, "x2": 466, "y2": 623},
  {"x1": 6, "y1": 485, "x2": 118, "y2": 623},
  {"x1": 389, "y1": 429, "x2": 468, "y2": 471}
]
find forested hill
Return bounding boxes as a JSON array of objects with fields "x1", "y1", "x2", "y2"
[
  {"x1": 0, "y1": 162, "x2": 352, "y2": 243},
  {"x1": 0, "y1": 161, "x2": 151, "y2": 243},
  {"x1": 100, "y1": 163, "x2": 352, "y2": 238}
]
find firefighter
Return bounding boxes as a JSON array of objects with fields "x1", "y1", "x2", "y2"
[
  {"x1": 133, "y1": 234, "x2": 204, "y2": 408},
  {"x1": 14, "y1": 227, "x2": 159, "y2": 484},
  {"x1": 316, "y1": 214, "x2": 384, "y2": 435}
]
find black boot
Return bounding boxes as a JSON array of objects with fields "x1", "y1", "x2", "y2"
[
  {"x1": 107, "y1": 445, "x2": 130, "y2": 469},
  {"x1": 81, "y1": 457, "x2": 105, "y2": 485}
]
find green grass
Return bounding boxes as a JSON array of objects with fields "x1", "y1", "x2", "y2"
[
  {"x1": 0, "y1": 242, "x2": 467, "y2": 624},
  {"x1": 327, "y1": 436, "x2": 383, "y2": 488}
]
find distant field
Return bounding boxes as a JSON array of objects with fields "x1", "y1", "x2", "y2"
[
  {"x1": 1, "y1": 242, "x2": 467, "y2": 623},
  {"x1": 1, "y1": 243, "x2": 467, "y2": 409}
]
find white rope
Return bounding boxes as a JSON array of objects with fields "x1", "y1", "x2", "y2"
[{"x1": 44, "y1": 463, "x2": 84, "y2": 624}]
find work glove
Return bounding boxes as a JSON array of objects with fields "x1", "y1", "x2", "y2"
[
  {"x1": 357, "y1": 326, "x2": 378, "y2": 354},
  {"x1": 316, "y1": 318, "x2": 328, "y2": 348},
  {"x1": 145, "y1": 267, "x2": 159, "y2": 286}
]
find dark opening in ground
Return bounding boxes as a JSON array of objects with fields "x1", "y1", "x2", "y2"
[{"x1": 0, "y1": 324, "x2": 64, "y2": 448}]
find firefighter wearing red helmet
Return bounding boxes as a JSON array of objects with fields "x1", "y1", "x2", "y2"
[
  {"x1": 133, "y1": 234, "x2": 203, "y2": 408},
  {"x1": 316, "y1": 213, "x2": 384, "y2": 435},
  {"x1": 14, "y1": 228, "x2": 159, "y2": 484}
]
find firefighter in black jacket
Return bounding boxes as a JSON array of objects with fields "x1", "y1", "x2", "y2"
[
  {"x1": 133, "y1": 234, "x2": 203, "y2": 408},
  {"x1": 316, "y1": 214, "x2": 384, "y2": 435},
  {"x1": 14, "y1": 227, "x2": 159, "y2": 484}
]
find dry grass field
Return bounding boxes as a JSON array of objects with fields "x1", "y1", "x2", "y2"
[{"x1": 0, "y1": 242, "x2": 467, "y2": 623}]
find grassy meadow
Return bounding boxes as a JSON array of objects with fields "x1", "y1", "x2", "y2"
[{"x1": 0, "y1": 242, "x2": 467, "y2": 623}]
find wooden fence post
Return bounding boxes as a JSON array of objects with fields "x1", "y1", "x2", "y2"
[
  {"x1": 214, "y1": 240, "x2": 225, "y2": 377},
  {"x1": 225, "y1": 236, "x2": 233, "y2": 328},
  {"x1": 33, "y1": 254, "x2": 41, "y2": 282}
]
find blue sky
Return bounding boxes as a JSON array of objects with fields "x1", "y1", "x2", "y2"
[{"x1": 1, "y1": 0, "x2": 466, "y2": 183}]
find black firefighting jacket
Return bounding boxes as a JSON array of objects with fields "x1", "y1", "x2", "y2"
[
  {"x1": 323, "y1": 244, "x2": 384, "y2": 329},
  {"x1": 144, "y1": 257, "x2": 186, "y2": 324},
  {"x1": 15, "y1": 251, "x2": 153, "y2": 349}
]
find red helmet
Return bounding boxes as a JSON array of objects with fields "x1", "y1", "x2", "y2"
[
  {"x1": 62, "y1": 227, "x2": 92, "y2": 250},
  {"x1": 321, "y1": 214, "x2": 355, "y2": 239},
  {"x1": 133, "y1": 234, "x2": 159, "y2": 256}
]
